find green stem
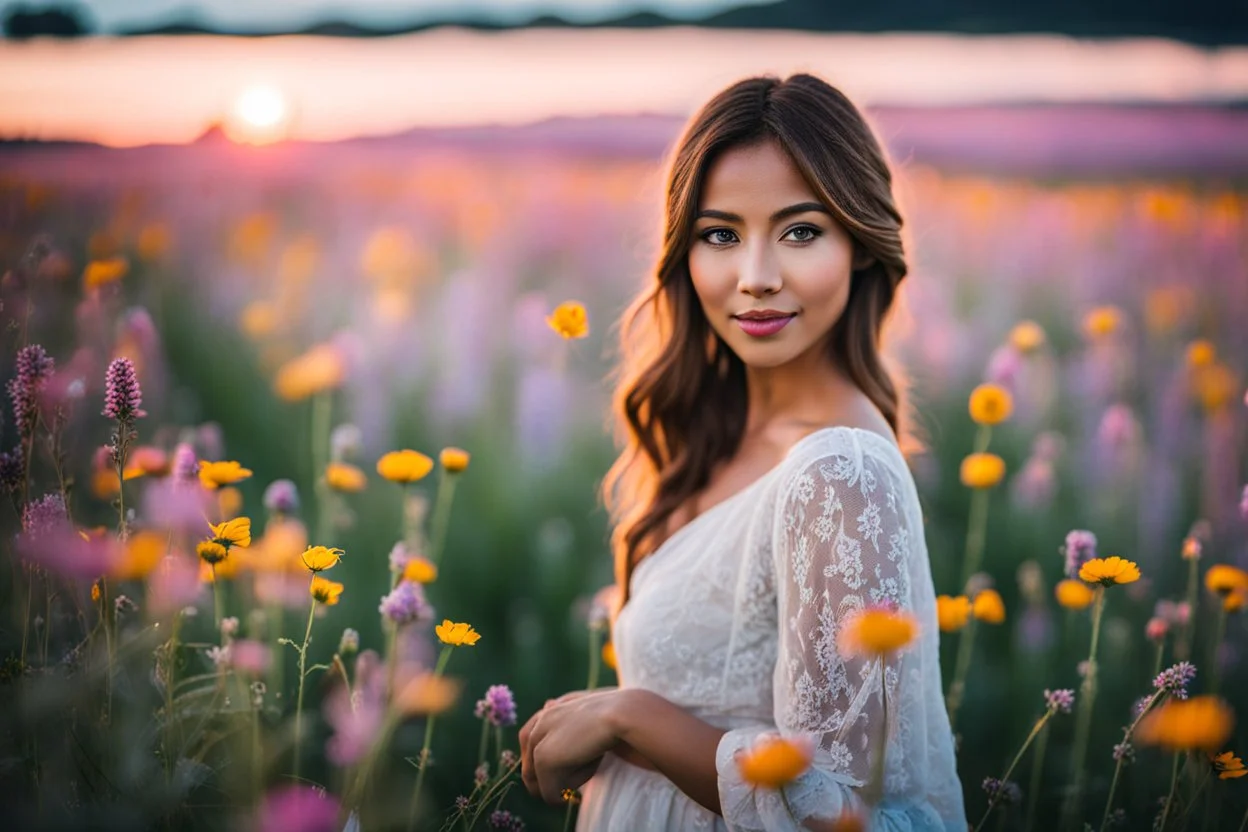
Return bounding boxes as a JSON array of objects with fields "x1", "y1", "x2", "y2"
[
  {"x1": 1237, "y1": 801, "x2": 1247, "y2": 832},
  {"x1": 1064, "y1": 587, "x2": 1105, "y2": 827},
  {"x1": 1159, "y1": 752, "x2": 1181, "y2": 831},
  {"x1": 211, "y1": 564, "x2": 222, "y2": 629},
  {"x1": 946, "y1": 619, "x2": 979, "y2": 731},
  {"x1": 428, "y1": 471, "x2": 459, "y2": 567},
  {"x1": 478, "y1": 717, "x2": 491, "y2": 768},
  {"x1": 1153, "y1": 638, "x2": 1166, "y2": 679},
  {"x1": 563, "y1": 800, "x2": 575, "y2": 832},
  {"x1": 1023, "y1": 721, "x2": 1049, "y2": 832},
  {"x1": 408, "y1": 646, "x2": 454, "y2": 830},
  {"x1": 1100, "y1": 689, "x2": 1165, "y2": 831},
  {"x1": 1177, "y1": 557, "x2": 1199, "y2": 661},
  {"x1": 384, "y1": 621, "x2": 399, "y2": 700},
  {"x1": 310, "y1": 391, "x2": 332, "y2": 546},
  {"x1": 867, "y1": 658, "x2": 889, "y2": 806},
  {"x1": 960, "y1": 488, "x2": 992, "y2": 592},
  {"x1": 20, "y1": 568, "x2": 32, "y2": 668},
  {"x1": 293, "y1": 587, "x2": 318, "y2": 780},
  {"x1": 1210, "y1": 606, "x2": 1228, "y2": 696},
  {"x1": 974, "y1": 710, "x2": 1053, "y2": 832}
]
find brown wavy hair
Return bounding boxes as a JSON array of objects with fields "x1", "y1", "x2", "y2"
[{"x1": 602, "y1": 73, "x2": 913, "y2": 606}]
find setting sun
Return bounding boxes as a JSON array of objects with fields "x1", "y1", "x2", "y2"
[{"x1": 224, "y1": 84, "x2": 293, "y2": 144}]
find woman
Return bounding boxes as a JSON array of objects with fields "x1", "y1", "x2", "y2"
[{"x1": 519, "y1": 74, "x2": 966, "y2": 831}]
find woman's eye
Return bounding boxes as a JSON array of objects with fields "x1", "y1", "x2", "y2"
[
  {"x1": 701, "y1": 228, "x2": 738, "y2": 245},
  {"x1": 784, "y1": 225, "x2": 821, "y2": 243}
]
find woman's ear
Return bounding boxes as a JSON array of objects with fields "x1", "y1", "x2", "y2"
[{"x1": 852, "y1": 248, "x2": 876, "y2": 271}]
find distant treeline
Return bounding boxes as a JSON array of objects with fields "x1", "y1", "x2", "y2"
[{"x1": 3, "y1": 0, "x2": 1246, "y2": 45}]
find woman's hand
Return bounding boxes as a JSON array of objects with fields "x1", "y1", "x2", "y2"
[{"x1": 519, "y1": 687, "x2": 628, "y2": 804}]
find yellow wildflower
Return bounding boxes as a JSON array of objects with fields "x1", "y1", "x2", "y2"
[
  {"x1": 402, "y1": 557, "x2": 438, "y2": 584},
  {"x1": 440, "y1": 447, "x2": 471, "y2": 473},
  {"x1": 736, "y1": 735, "x2": 814, "y2": 789},
  {"x1": 1193, "y1": 363, "x2": 1237, "y2": 413},
  {"x1": 1083, "y1": 305, "x2": 1123, "y2": 340},
  {"x1": 836, "y1": 607, "x2": 919, "y2": 658},
  {"x1": 561, "y1": 789, "x2": 581, "y2": 805},
  {"x1": 936, "y1": 595, "x2": 971, "y2": 632},
  {"x1": 1008, "y1": 321, "x2": 1046, "y2": 354},
  {"x1": 972, "y1": 589, "x2": 1006, "y2": 624},
  {"x1": 301, "y1": 545, "x2": 344, "y2": 573},
  {"x1": 376, "y1": 450, "x2": 434, "y2": 484},
  {"x1": 1225, "y1": 590, "x2": 1247, "y2": 613},
  {"x1": 1206, "y1": 564, "x2": 1248, "y2": 597},
  {"x1": 546, "y1": 300, "x2": 589, "y2": 339},
  {"x1": 602, "y1": 641, "x2": 617, "y2": 670},
  {"x1": 82, "y1": 257, "x2": 129, "y2": 290},
  {"x1": 968, "y1": 384, "x2": 1013, "y2": 426},
  {"x1": 435, "y1": 620, "x2": 482, "y2": 647},
  {"x1": 273, "y1": 343, "x2": 345, "y2": 401},
  {"x1": 200, "y1": 556, "x2": 240, "y2": 582},
  {"x1": 136, "y1": 223, "x2": 172, "y2": 262},
  {"x1": 1055, "y1": 579, "x2": 1095, "y2": 610},
  {"x1": 396, "y1": 671, "x2": 462, "y2": 716},
  {"x1": 112, "y1": 530, "x2": 165, "y2": 580},
  {"x1": 209, "y1": 516, "x2": 252, "y2": 549},
  {"x1": 1186, "y1": 339, "x2": 1216, "y2": 368},
  {"x1": 239, "y1": 300, "x2": 279, "y2": 340},
  {"x1": 325, "y1": 462, "x2": 367, "y2": 493},
  {"x1": 1212, "y1": 751, "x2": 1247, "y2": 780},
  {"x1": 310, "y1": 576, "x2": 344, "y2": 605},
  {"x1": 1136, "y1": 696, "x2": 1235, "y2": 752},
  {"x1": 91, "y1": 580, "x2": 101, "y2": 602},
  {"x1": 1181, "y1": 536, "x2": 1202, "y2": 561},
  {"x1": 197, "y1": 540, "x2": 229, "y2": 565},
  {"x1": 198, "y1": 460, "x2": 253, "y2": 490},
  {"x1": 1079, "y1": 556, "x2": 1141, "y2": 587},
  {"x1": 960, "y1": 453, "x2": 1006, "y2": 489}
]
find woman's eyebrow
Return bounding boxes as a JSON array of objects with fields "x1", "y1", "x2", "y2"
[{"x1": 694, "y1": 202, "x2": 829, "y2": 223}]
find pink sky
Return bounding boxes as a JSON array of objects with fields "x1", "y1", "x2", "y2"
[{"x1": 3, "y1": 29, "x2": 1248, "y2": 147}]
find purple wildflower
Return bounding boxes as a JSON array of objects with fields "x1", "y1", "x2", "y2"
[
  {"x1": 488, "y1": 810, "x2": 526, "y2": 831},
  {"x1": 22, "y1": 492, "x2": 67, "y2": 537},
  {"x1": 102, "y1": 357, "x2": 143, "y2": 421},
  {"x1": 1133, "y1": 696, "x2": 1152, "y2": 718},
  {"x1": 454, "y1": 796, "x2": 471, "y2": 812},
  {"x1": 500, "y1": 749, "x2": 518, "y2": 769},
  {"x1": 338, "y1": 628, "x2": 359, "y2": 655},
  {"x1": 474, "y1": 684, "x2": 517, "y2": 727},
  {"x1": 388, "y1": 541, "x2": 412, "y2": 572},
  {"x1": 253, "y1": 785, "x2": 340, "y2": 832},
  {"x1": 1240, "y1": 484, "x2": 1248, "y2": 520},
  {"x1": 1112, "y1": 741, "x2": 1135, "y2": 764},
  {"x1": 474, "y1": 763, "x2": 489, "y2": 786},
  {"x1": 170, "y1": 442, "x2": 198, "y2": 484},
  {"x1": 1153, "y1": 662, "x2": 1196, "y2": 699},
  {"x1": 263, "y1": 479, "x2": 300, "y2": 514},
  {"x1": 1062, "y1": 530, "x2": 1098, "y2": 579},
  {"x1": 1044, "y1": 688, "x2": 1075, "y2": 714},
  {"x1": 0, "y1": 445, "x2": 23, "y2": 492},
  {"x1": 8, "y1": 344, "x2": 55, "y2": 437},
  {"x1": 981, "y1": 777, "x2": 1022, "y2": 805},
  {"x1": 378, "y1": 580, "x2": 433, "y2": 626}
]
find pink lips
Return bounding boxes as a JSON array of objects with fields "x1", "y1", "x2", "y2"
[{"x1": 735, "y1": 313, "x2": 796, "y2": 337}]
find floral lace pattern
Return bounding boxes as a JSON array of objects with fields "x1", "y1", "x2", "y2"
[{"x1": 578, "y1": 427, "x2": 966, "y2": 832}]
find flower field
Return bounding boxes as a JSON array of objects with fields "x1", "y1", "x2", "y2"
[{"x1": 1, "y1": 112, "x2": 1246, "y2": 831}]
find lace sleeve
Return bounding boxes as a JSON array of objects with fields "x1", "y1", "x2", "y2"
[{"x1": 715, "y1": 436, "x2": 955, "y2": 831}]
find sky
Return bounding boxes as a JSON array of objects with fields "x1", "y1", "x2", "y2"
[{"x1": 27, "y1": 0, "x2": 772, "y2": 31}]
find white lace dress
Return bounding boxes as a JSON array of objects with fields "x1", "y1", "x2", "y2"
[{"x1": 577, "y1": 427, "x2": 966, "y2": 831}]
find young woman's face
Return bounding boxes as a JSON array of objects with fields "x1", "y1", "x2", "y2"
[{"x1": 688, "y1": 139, "x2": 858, "y2": 371}]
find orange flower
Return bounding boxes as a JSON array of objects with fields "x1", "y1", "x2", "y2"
[
  {"x1": 1055, "y1": 579, "x2": 1095, "y2": 610},
  {"x1": 402, "y1": 557, "x2": 438, "y2": 584},
  {"x1": 91, "y1": 580, "x2": 101, "y2": 602},
  {"x1": 972, "y1": 589, "x2": 1006, "y2": 624},
  {"x1": 601, "y1": 641, "x2": 617, "y2": 670},
  {"x1": 1186, "y1": 339, "x2": 1216, "y2": 368},
  {"x1": 936, "y1": 595, "x2": 971, "y2": 632},
  {"x1": 198, "y1": 460, "x2": 253, "y2": 490},
  {"x1": 435, "y1": 620, "x2": 481, "y2": 647},
  {"x1": 273, "y1": 343, "x2": 346, "y2": 401},
  {"x1": 82, "y1": 257, "x2": 129, "y2": 289},
  {"x1": 1079, "y1": 556, "x2": 1141, "y2": 587},
  {"x1": 1008, "y1": 321, "x2": 1046, "y2": 354},
  {"x1": 1225, "y1": 590, "x2": 1247, "y2": 613},
  {"x1": 1136, "y1": 696, "x2": 1235, "y2": 752},
  {"x1": 1212, "y1": 750, "x2": 1247, "y2": 780},
  {"x1": 310, "y1": 576, "x2": 344, "y2": 605},
  {"x1": 239, "y1": 301, "x2": 279, "y2": 340},
  {"x1": 968, "y1": 384, "x2": 1013, "y2": 426},
  {"x1": 395, "y1": 671, "x2": 462, "y2": 716},
  {"x1": 1083, "y1": 305, "x2": 1123, "y2": 340},
  {"x1": 1193, "y1": 363, "x2": 1237, "y2": 413},
  {"x1": 209, "y1": 516, "x2": 252, "y2": 549},
  {"x1": 736, "y1": 734, "x2": 814, "y2": 789},
  {"x1": 439, "y1": 447, "x2": 471, "y2": 473},
  {"x1": 836, "y1": 607, "x2": 919, "y2": 658},
  {"x1": 112, "y1": 530, "x2": 166, "y2": 580},
  {"x1": 546, "y1": 301, "x2": 589, "y2": 339},
  {"x1": 301, "y1": 545, "x2": 344, "y2": 573},
  {"x1": 196, "y1": 540, "x2": 229, "y2": 566},
  {"x1": 325, "y1": 462, "x2": 367, "y2": 493},
  {"x1": 960, "y1": 453, "x2": 1006, "y2": 489},
  {"x1": 1205, "y1": 564, "x2": 1248, "y2": 597},
  {"x1": 376, "y1": 450, "x2": 434, "y2": 484}
]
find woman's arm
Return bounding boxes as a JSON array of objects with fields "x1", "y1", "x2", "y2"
[{"x1": 606, "y1": 687, "x2": 727, "y2": 815}]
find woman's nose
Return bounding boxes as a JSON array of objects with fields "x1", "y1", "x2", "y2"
[{"x1": 736, "y1": 244, "x2": 782, "y2": 297}]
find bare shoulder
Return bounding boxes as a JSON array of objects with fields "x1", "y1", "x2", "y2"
[{"x1": 795, "y1": 387, "x2": 897, "y2": 450}]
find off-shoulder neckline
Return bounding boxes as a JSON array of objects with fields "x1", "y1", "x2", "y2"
[{"x1": 638, "y1": 425, "x2": 902, "y2": 569}]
